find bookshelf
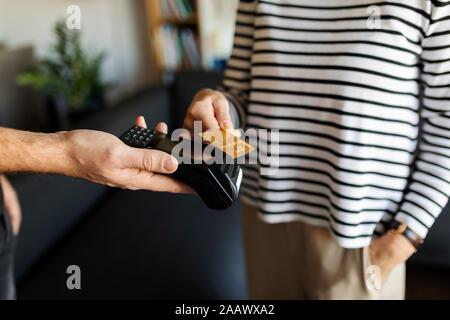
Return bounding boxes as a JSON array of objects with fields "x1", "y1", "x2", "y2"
[{"x1": 145, "y1": 0, "x2": 202, "y2": 82}]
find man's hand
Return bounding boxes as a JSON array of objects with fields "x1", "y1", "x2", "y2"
[
  {"x1": 369, "y1": 230, "x2": 416, "y2": 284},
  {"x1": 184, "y1": 88, "x2": 239, "y2": 135},
  {"x1": 63, "y1": 116, "x2": 193, "y2": 194},
  {"x1": 0, "y1": 175, "x2": 22, "y2": 235}
]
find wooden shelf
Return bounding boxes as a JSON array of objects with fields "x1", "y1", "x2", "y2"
[
  {"x1": 159, "y1": 15, "x2": 198, "y2": 25},
  {"x1": 144, "y1": 0, "x2": 201, "y2": 82}
]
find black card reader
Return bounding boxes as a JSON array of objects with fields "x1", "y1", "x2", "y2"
[{"x1": 119, "y1": 126, "x2": 243, "y2": 210}]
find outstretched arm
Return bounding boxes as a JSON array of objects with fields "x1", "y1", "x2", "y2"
[{"x1": 0, "y1": 116, "x2": 193, "y2": 194}]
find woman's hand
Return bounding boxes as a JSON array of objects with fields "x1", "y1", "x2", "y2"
[
  {"x1": 183, "y1": 88, "x2": 239, "y2": 136},
  {"x1": 369, "y1": 230, "x2": 416, "y2": 284}
]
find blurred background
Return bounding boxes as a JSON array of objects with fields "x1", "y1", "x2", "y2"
[{"x1": 0, "y1": 0, "x2": 449, "y2": 299}]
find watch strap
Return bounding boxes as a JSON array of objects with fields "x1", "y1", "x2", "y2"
[{"x1": 389, "y1": 220, "x2": 424, "y2": 250}]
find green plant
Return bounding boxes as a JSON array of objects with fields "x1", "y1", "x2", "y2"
[
  {"x1": 17, "y1": 21, "x2": 108, "y2": 111},
  {"x1": 0, "y1": 40, "x2": 6, "y2": 51}
]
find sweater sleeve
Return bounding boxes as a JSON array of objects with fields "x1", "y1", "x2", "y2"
[
  {"x1": 394, "y1": 2, "x2": 450, "y2": 239},
  {"x1": 217, "y1": 0, "x2": 257, "y2": 128}
]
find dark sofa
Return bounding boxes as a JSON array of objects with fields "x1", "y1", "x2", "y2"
[
  {"x1": 8, "y1": 71, "x2": 450, "y2": 299},
  {"x1": 12, "y1": 72, "x2": 246, "y2": 299}
]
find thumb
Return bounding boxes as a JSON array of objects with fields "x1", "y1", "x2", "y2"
[{"x1": 125, "y1": 147, "x2": 178, "y2": 174}]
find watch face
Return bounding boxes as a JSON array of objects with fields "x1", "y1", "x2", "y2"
[{"x1": 397, "y1": 223, "x2": 407, "y2": 234}]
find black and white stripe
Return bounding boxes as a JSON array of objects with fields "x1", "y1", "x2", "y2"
[{"x1": 218, "y1": 0, "x2": 450, "y2": 248}]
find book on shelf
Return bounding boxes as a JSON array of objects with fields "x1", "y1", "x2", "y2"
[
  {"x1": 180, "y1": 28, "x2": 201, "y2": 67},
  {"x1": 159, "y1": 0, "x2": 195, "y2": 19},
  {"x1": 158, "y1": 25, "x2": 201, "y2": 71}
]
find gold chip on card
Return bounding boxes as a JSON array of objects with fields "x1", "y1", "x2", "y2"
[{"x1": 199, "y1": 129, "x2": 255, "y2": 159}]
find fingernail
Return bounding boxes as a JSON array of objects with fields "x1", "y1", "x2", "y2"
[
  {"x1": 232, "y1": 129, "x2": 242, "y2": 137},
  {"x1": 162, "y1": 157, "x2": 177, "y2": 172},
  {"x1": 221, "y1": 120, "x2": 233, "y2": 130}
]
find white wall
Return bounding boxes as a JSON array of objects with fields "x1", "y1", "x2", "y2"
[
  {"x1": 198, "y1": 0, "x2": 239, "y2": 69},
  {"x1": 0, "y1": 0, "x2": 156, "y2": 104}
]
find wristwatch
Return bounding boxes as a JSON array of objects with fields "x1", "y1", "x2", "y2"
[{"x1": 389, "y1": 220, "x2": 424, "y2": 250}]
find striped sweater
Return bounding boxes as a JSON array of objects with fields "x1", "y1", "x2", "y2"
[{"x1": 218, "y1": 0, "x2": 450, "y2": 248}]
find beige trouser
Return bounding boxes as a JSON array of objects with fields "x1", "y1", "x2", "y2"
[{"x1": 241, "y1": 203, "x2": 405, "y2": 300}]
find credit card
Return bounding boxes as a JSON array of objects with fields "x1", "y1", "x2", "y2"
[{"x1": 199, "y1": 129, "x2": 255, "y2": 159}]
